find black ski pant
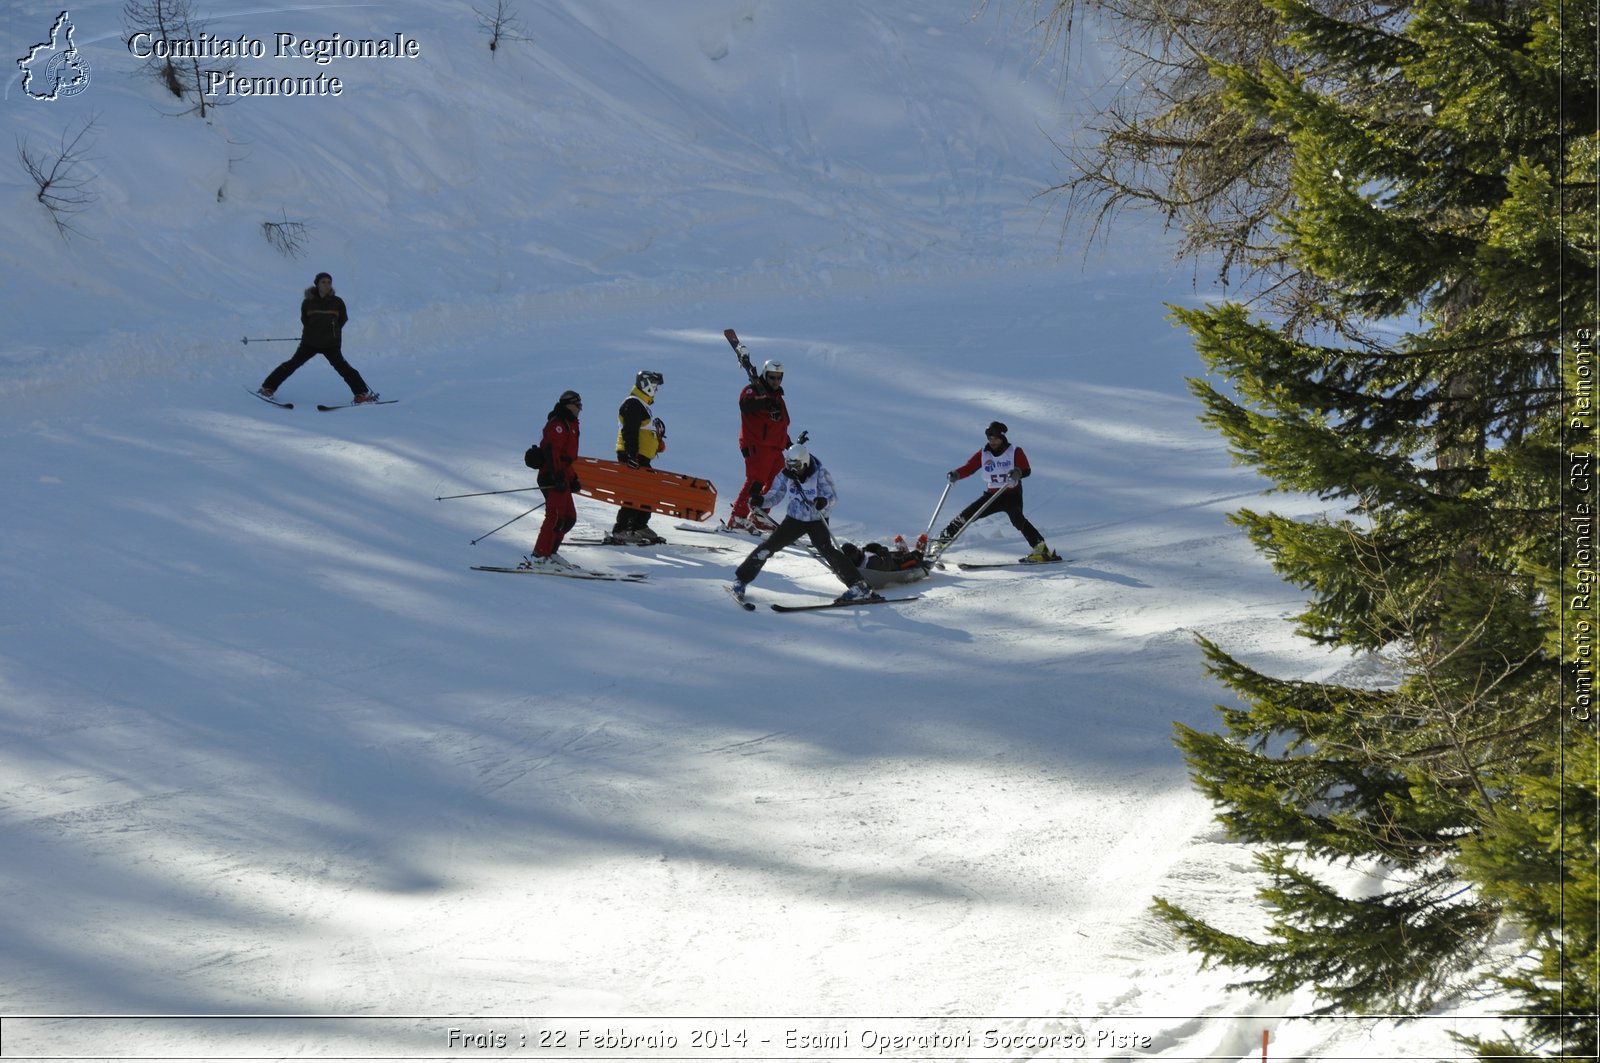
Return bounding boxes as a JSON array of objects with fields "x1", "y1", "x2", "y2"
[
  {"x1": 262, "y1": 342, "x2": 369, "y2": 397},
  {"x1": 944, "y1": 487, "x2": 1044, "y2": 548},
  {"x1": 735, "y1": 517, "x2": 865, "y2": 589},
  {"x1": 612, "y1": 454, "x2": 654, "y2": 533}
]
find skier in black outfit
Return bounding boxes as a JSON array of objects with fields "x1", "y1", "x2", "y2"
[
  {"x1": 935, "y1": 421, "x2": 1058, "y2": 562},
  {"x1": 731, "y1": 445, "x2": 873, "y2": 603},
  {"x1": 258, "y1": 272, "x2": 378, "y2": 403}
]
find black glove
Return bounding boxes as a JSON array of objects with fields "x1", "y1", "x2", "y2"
[
  {"x1": 568, "y1": 476, "x2": 581, "y2": 492},
  {"x1": 813, "y1": 496, "x2": 828, "y2": 511},
  {"x1": 749, "y1": 492, "x2": 765, "y2": 508},
  {"x1": 946, "y1": 470, "x2": 960, "y2": 483}
]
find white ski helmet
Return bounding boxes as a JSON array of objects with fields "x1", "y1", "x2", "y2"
[
  {"x1": 783, "y1": 444, "x2": 809, "y2": 470},
  {"x1": 761, "y1": 359, "x2": 784, "y2": 378}
]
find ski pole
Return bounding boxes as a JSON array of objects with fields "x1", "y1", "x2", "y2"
[
  {"x1": 925, "y1": 483, "x2": 1012, "y2": 564},
  {"x1": 436, "y1": 485, "x2": 541, "y2": 501},
  {"x1": 242, "y1": 336, "x2": 299, "y2": 344},
  {"x1": 470, "y1": 500, "x2": 545, "y2": 545},
  {"x1": 922, "y1": 480, "x2": 953, "y2": 543}
]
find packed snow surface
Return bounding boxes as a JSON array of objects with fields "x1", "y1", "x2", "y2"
[{"x1": 1, "y1": 1, "x2": 1507, "y2": 1059}]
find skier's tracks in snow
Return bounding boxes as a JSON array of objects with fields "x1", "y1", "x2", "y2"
[{"x1": 700, "y1": 731, "x2": 791, "y2": 756}]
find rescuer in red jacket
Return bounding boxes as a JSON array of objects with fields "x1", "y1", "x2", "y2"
[
  {"x1": 522, "y1": 390, "x2": 584, "y2": 570},
  {"x1": 727, "y1": 359, "x2": 791, "y2": 533}
]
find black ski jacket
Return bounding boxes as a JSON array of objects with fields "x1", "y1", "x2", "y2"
[{"x1": 299, "y1": 289, "x2": 348, "y2": 348}]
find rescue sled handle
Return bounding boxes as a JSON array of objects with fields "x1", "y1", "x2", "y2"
[
  {"x1": 924, "y1": 481, "x2": 1014, "y2": 564},
  {"x1": 923, "y1": 480, "x2": 953, "y2": 545}
]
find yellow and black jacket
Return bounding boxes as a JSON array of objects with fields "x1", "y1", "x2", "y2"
[{"x1": 615, "y1": 386, "x2": 662, "y2": 463}]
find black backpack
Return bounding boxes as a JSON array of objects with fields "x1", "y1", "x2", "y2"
[{"x1": 523, "y1": 443, "x2": 543, "y2": 469}]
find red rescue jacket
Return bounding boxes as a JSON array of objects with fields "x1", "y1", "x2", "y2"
[
  {"x1": 738, "y1": 382, "x2": 791, "y2": 452},
  {"x1": 539, "y1": 406, "x2": 581, "y2": 490}
]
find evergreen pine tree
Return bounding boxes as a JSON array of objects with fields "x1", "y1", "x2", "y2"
[
  {"x1": 1456, "y1": 735, "x2": 1598, "y2": 1054},
  {"x1": 1050, "y1": 0, "x2": 1596, "y2": 1052}
]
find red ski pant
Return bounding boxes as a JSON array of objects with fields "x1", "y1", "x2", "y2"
[
  {"x1": 533, "y1": 488, "x2": 577, "y2": 557},
  {"x1": 730, "y1": 445, "x2": 784, "y2": 519}
]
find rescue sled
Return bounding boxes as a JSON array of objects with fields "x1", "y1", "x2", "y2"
[
  {"x1": 573, "y1": 457, "x2": 718, "y2": 522},
  {"x1": 860, "y1": 562, "x2": 933, "y2": 591}
]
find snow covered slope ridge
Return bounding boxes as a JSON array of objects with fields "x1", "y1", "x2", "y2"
[
  {"x1": 0, "y1": 2, "x2": 1494, "y2": 1060},
  {"x1": 3, "y1": 0, "x2": 1131, "y2": 368}
]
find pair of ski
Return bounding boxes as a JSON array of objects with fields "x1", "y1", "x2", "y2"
[
  {"x1": 248, "y1": 386, "x2": 397, "y2": 411},
  {"x1": 675, "y1": 519, "x2": 767, "y2": 539},
  {"x1": 940, "y1": 556, "x2": 1074, "y2": 571},
  {"x1": 566, "y1": 536, "x2": 734, "y2": 553},
  {"x1": 471, "y1": 540, "x2": 724, "y2": 581},
  {"x1": 472, "y1": 564, "x2": 647, "y2": 583},
  {"x1": 471, "y1": 565, "x2": 917, "y2": 611},
  {"x1": 726, "y1": 586, "x2": 920, "y2": 613}
]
